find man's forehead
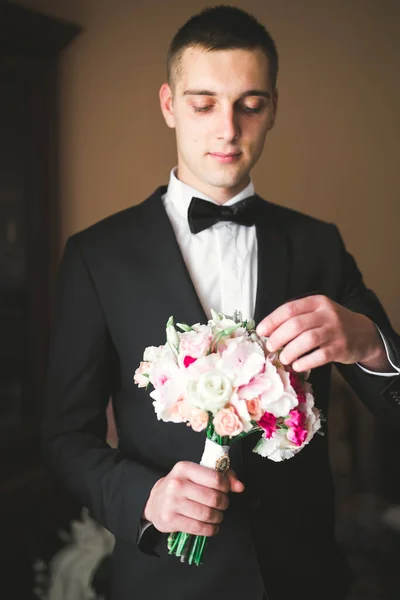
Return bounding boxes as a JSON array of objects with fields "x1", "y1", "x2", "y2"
[
  {"x1": 180, "y1": 45, "x2": 269, "y2": 70},
  {"x1": 177, "y1": 46, "x2": 271, "y2": 93}
]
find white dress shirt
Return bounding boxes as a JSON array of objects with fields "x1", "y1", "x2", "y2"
[{"x1": 163, "y1": 168, "x2": 257, "y2": 322}]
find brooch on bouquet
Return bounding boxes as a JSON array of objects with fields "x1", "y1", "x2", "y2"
[{"x1": 134, "y1": 310, "x2": 323, "y2": 566}]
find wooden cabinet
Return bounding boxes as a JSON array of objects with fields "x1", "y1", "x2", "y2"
[{"x1": 0, "y1": 3, "x2": 81, "y2": 596}]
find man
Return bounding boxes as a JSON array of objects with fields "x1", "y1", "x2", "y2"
[{"x1": 42, "y1": 6, "x2": 400, "y2": 600}]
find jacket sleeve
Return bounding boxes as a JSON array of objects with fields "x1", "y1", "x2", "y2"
[
  {"x1": 330, "y1": 225, "x2": 400, "y2": 423},
  {"x1": 41, "y1": 235, "x2": 164, "y2": 547}
]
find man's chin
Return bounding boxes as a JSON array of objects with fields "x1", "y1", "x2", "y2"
[
  {"x1": 203, "y1": 173, "x2": 249, "y2": 192},
  {"x1": 201, "y1": 162, "x2": 247, "y2": 184}
]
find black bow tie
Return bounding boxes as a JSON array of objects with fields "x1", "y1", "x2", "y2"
[{"x1": 188, "y1": 195, "x2": 256, "y2": 234}]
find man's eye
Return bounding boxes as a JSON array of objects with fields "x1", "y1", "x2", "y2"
[
  {"x1": 193, "y1": 105, "x2": 213, "y2": 113},
  {"x1": 241, "y1": 105, "x2": 263, "y2": 114}
]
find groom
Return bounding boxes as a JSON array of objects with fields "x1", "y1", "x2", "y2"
[{"x1": 42, "y1": 6, "x2": 400, "y2": 600}]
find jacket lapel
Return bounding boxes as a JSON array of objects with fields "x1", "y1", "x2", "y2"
[
  {"x1": 128, "y1": 188, "x2": 208, "y2": 464},
  {"x1": 253, "y1": 195, "x2": 291, "y2": 325},
  {"x1": 136, "y1": 187, "x2": 208, "y2": 329}
]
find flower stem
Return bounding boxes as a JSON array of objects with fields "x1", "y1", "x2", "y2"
[
  {"x1": 195, "y1": 535, "x2": 208, "y2": 566},
  {"x1": 176, "y1": 532, "x2": 190, "y2": 557},
  {"x1": 188, "y1": 535, "x2": 200, "y2": 565}
]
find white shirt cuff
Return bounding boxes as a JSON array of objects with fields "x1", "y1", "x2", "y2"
[{"x1": 356, "y1": 325, "x2": 400, "y2": 377}]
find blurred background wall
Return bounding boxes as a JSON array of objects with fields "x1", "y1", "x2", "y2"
[{"x1": 18, "y1": 0, "x2": 400, "y2": 331}]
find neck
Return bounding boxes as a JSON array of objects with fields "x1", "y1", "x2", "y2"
[{"x1": 176, "y1": 169, "x2": 251, "y2": 205}]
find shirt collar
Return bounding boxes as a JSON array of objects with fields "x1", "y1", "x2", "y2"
[{"x1": 164, "y1": 167, "x2": 255, "y2": 221}]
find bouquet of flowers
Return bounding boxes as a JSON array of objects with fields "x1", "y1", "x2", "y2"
[{"x1": 134, "y1": 310, "x2": 322, "y2": 565}]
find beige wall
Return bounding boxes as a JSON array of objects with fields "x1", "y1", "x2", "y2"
[{"x1": 20, "y1": 0, "x2": 400, "y2": 328}]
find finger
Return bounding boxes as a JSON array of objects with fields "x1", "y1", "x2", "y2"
[
  {"x1": 178, "y1": 498, "x2": 225, "y2": 525},
  {"x1": 225, "y1": 469, "x2": 245, "y2": 493},
  {"x1": 291, "y1": 344, "x2": 333, "y2": 372},
  {"x1": 172, "y1": 515, "x2": 220, "y2": 537},
  {"x1": 256, "y1": 295, "x2": 322, "y2": 338},
  {"x1": 279, "y1": 327, "x2": 329, "y2": 366},
  {"x1": 266, "y1": 313, "x2": 324, "y2": 355},
  {"x1": 174, "y1": 461, "x2": 230, "y2": 493},
  {"x1": 185, "y1": 481, "x2": 230, "y2": 511}
]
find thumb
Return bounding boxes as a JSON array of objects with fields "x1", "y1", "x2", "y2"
[{"x1": 226, "y1": 469, "x2": 245, "y2": 493}]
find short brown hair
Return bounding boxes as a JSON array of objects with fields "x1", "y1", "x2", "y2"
[{"x1": 167, "y1": 5, "x2": 279, "y2": 90}]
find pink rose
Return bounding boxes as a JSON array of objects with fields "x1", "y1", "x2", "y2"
[
  {"x1": 188, "y1": 407, "x2": 209, "y2": 432},
  {"x1": 170, "y1": 398, "x2": 190, "y2": 421},
  {"x1": 245, "y1": 396, "x2": 263, "y2": 421},
  {"x1": 213, "y1": 407, "x2": 243, "y2": 437},
  {"x1": 179, "y1": 328, "x2": 212, "y2": 359},
  {"x1": 149, "y1": 366, "x2": 188, "y2": 423},
  {"x1": 134, "y1": 361, "x2": 151, "y2": 387},
  {"x1": 238, "y1": 360, "x2": 283, "y2": 401},
  {"x1": 218, "y1": 338, "x2": 265, "y2": 387},
  {"x1": 239, "y1": 360, "x2": 297, "y2": 417},
  {"x1": 258, "y1": 411, "x2": 277, "y2": 439},
  {"x1": 152, "y1": 373, "x2": 168, "y2": 389}
]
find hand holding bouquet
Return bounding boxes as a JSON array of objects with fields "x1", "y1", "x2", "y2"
[{"x1": 134, "y1": 310, "x2": 322, "y2": 565}]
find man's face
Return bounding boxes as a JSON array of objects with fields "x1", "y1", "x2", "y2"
[{"x1": 160, "y1": 46, "x2": 277, "y2": 203}]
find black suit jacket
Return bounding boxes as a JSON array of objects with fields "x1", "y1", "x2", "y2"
[{"x1": 42, "y1": 187, "x2": 400, "y2": 600}]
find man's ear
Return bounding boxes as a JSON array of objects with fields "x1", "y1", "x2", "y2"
[{"x1": 159, "y1": 83, "x2": 176, "y2": 128}]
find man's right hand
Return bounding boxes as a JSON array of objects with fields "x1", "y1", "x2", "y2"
[{"x1": 143, "y1": 461, "x2": 245, "y2": 537}]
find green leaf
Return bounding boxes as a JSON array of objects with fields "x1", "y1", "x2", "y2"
[
  {"x1": 176, "y1": 322, "x2": 192, "y2": 332},
  {"x1": 232, "y1": 426, "x2": 263, "y2": 442},
  {"x1": 211, "y1": 325, "x2": 239, "y2": 349}
]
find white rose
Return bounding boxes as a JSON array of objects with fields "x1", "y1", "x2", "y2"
[
  {"x1": 187, "y1": 370, "x2": 233, "y2": 414},
  {"x1": 264, "y1": 391, "x2": 298, "y2": 418},
  {"x1": 302, "y1": 393, "x2": 322, "y2": 443},
  {"x1": 253, "y1": 432, "x2": 281, "y2": 457},
  {"x1": 143, "y1": 345, "x2": 163, "y2": 362},
  {"x1": 253, "y1": 431, "x2": 297, "y2": 462}
]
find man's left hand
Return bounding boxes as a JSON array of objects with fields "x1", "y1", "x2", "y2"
[{"x1": 256, "y1": 294, "x2": 389, "y2": 372}]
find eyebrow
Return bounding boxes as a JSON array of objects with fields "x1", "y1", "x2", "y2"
[{"x1": 183, "y1": 89, "x2": 271, "y2": 100}]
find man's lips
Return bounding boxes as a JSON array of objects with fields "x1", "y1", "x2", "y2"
[
  {"x1": 209, "y1": 152, "x2": 241, "y2": 157},
  {"x1": 208, "y1": 152, "x2": 242, "y2": 163}
]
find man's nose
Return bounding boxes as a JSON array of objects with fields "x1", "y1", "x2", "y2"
[{"x1": 217, "y1": 108, "x2": 241, "y2": 142}]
